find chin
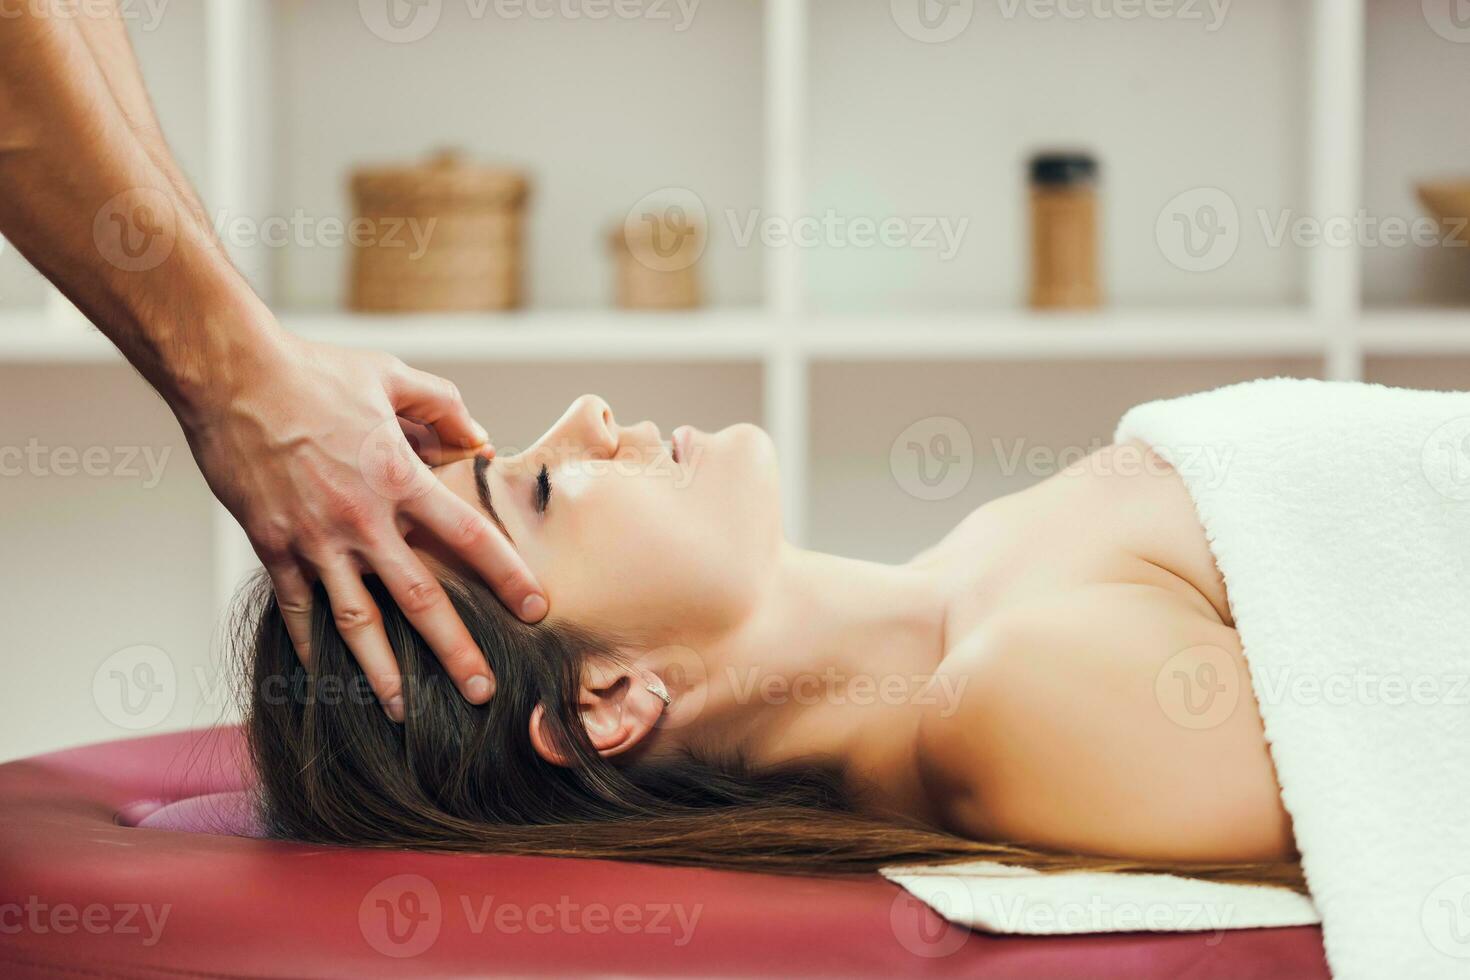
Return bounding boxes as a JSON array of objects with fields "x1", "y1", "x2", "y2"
[
  {"x1": 718, "y1": 423, "x2": 779, "y2": 484},
  {"x1": 723, "y1": 421, "x2": 775, "y2": 454},
  {"x1": 721, "y1": 423, "x2": 784, "y2": 537}
]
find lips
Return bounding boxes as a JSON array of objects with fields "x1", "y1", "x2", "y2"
[{"x1": 672, "y1": 425, "x2": 693, "y2": 466}]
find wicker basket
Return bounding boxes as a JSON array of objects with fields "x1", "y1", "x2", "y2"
[
  {"x1": 1417, "y1": 180, "x2": 1470, "y2": 246},
  {"x1": 349, "y1": 151, "x2": 529, "y2": 312},
  {"x1": 609, "y1": 213, "x2": 703, "y2": 310}
]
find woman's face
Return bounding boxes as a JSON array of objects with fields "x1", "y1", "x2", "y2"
[{"x1": 431, "y1": 395, "x2": 783, "y2": 644}]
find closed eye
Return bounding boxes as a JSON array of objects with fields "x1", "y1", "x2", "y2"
[{"x1": 535, "y1": 464, "x2": 552, "y2": 513}]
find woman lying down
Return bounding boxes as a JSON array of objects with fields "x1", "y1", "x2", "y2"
[
  {"x1": 243, "y1": 384, "x2": 1299, "y2": 883},
  {"x1": 239, "y1": 380, "x2": 1469, "y2": 962}
]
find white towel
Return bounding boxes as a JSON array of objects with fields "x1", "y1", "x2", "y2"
[
  {"x1": 1113, "y1": 378, "x2": 1470, "y2": 979},
  {"x1": 885, "y1": 378, "x2": 1470, "y2": 980}
]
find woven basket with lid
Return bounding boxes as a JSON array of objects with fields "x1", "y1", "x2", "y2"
[
  {"x1": 608, "y1": 212, "x2": 703, "y2": 310},
  {"x1": 349, "y1": 151, "x2": 529, "y2": 312},
  {"x1": 1418, "y1": 180, "x2": 1470, "y2": 246}
]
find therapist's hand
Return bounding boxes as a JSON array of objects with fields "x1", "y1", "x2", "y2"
[
  {"x1": 185, "y1": 334, "x2": 547, "y2": 720},
  {"x1": 0, "y1": 0, "x2": 546, "y2": 718}
]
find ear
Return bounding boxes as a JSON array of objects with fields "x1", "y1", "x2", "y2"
[{"x1": 529, "y1": 658, "x2": 667, "y2": 768}]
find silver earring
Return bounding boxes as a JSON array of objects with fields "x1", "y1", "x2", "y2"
[{"x1": 644, "y1": 675, "x2": 671, "y2": 706}]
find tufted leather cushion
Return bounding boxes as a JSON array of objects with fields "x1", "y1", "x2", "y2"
[{"x1": 0, "y1": 728, "x2": 1330, "y2": 978}]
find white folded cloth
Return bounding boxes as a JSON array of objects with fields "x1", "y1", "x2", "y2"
[{"x1": 881, "y1": 859, "x2": 1320, "y2": 935}]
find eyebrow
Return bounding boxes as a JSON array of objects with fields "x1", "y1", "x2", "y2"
[{"x1": 473, "y1": 453, "x2": 513, "y2": 544}]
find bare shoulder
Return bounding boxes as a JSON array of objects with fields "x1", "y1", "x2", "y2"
[
  {"x1": 1067, "y1": 438, "x2": 1172, "y2": 474},
  {"x1": 916, "y1": 584, "x2": 1294, "y2": 864},
  {"x1": 1059, "y1": 440, "x2": 1233, "y2": 625}
]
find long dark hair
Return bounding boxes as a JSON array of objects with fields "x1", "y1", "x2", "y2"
[{"x1": 237, "y1": 567, "x2": 1305, "y2": 890}]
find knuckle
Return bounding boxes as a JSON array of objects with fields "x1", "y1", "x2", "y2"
[
  {"x1": 276, "y1": 594, "x2": 313, "y2": 618},
  {"x1": 399, "y1": 578, "x2": 445, "y2": 617},
  {"x1": 450, "y1": 512, "x2": 489, "y2": 549},
  {"x1": 256, "y1": 541, "x2": 291, "y2": 568},
  {"x1": 333, "y1": 493, "x2": 376, "y2": 530},
  {"x1": 251, "y1": 521, "x2": 294, "y2": 561},
  {"x1": 290, "y1": 522, "x2": 329, "y2": 553},
  {"x1": 351, "y1": 520, "x2": 388, "y2": 553},
  {"x1": 332, "y1": 602, "x2": 379, "y2": 635},
  {"x1": 334, "y1": 498, "x2": 395, "y2": 543}
]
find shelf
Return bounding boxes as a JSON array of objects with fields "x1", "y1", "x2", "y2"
[
  {"x1": 799, "y1": 311, "x2": 1328, "y2": 360},
  {"x1": 0, "y1": 308, "x2": 1343, "y2": 364},
  {"x1": 1360, "y1": 310, "x2": 1470, "y2": 355},
  {"x1": 0, "y1": 310, "x2": 772, "y2": 364},
  {"x1": 14, "y1": 308, "x2": 1464, "y2": 364},
  {"x1": 285, "y1": 311, "x2": 775, "y2": 362}
]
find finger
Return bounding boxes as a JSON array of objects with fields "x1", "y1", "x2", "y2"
[
  {"x1": 318, "y1": 560, "x2": 407, "y2": 722},
  {"x1": 267, "y1": 561, "x2": 317, "y2": 668},
  {"x1": 407, "y1": 480, "x2": 547, "y2": 624},
  {"x1": 388, "y1": 363, "x2": 488, "y2": 449},
  {"x1": 370, "y1": 538, "x2": 497, "y2": 703},
  {"x1": 400, "y1": 418, "x2": 485, "y2": 467}
]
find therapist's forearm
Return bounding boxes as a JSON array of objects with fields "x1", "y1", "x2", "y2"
[
  {"x1": 0, "y1": 8, "x2": 547, "y2": 691},
  {"x1": 71, "y1": 0, "x2": 212, "y2": 229},
  {"x1": 0, "y1": 10, "x2": 282, "y2": 421}
]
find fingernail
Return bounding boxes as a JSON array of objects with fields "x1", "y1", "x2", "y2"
[
  {"x1": 383, "y1": 696, "x2": 405, "y2": 723},
  {"x1": 465, "y1": 674, "x2": 494, "y2": 702},
  {"x1": 520, "y1": 594, "x2": 548, "y2": 622},
  {"x1": 472, "y1": 423, "x2": 490, "y2": 444}
]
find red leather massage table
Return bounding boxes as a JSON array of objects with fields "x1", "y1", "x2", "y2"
[{"x1": 0, "y1": 728, "x2": 1329, "y2": 978}]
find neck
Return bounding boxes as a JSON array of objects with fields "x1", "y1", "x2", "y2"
[{"x1": 649, "y1": 544, "x2": 950, "y2": 799}]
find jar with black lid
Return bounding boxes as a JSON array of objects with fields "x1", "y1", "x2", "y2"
[{"x1": 1028, "y1": 152, "x2": 1100, "y2": 309}]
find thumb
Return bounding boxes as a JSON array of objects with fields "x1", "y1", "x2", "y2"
[
  {"x1": 398, "y1": 418, "x2": 485, "y2": 467},
  {"x1": 388, "y1": 363, "x2": 490, "y2": 450}
]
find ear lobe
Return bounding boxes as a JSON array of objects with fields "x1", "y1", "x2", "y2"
[{"x1": 527, "y1": 659, "x2": 667, "y2": 768}]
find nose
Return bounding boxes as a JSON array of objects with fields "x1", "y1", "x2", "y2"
[{"x1": 551, "y1": 394, "x2": 619, "y2": 458}]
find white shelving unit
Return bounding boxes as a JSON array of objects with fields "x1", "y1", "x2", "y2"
[
  {"x1": 2, "y1": 0, "x2": 1467, "y2": 616},
  {"x1": 0, "y1": 308, "x2": 1351, "y2": 362},
  {"x1": 1310, "y1": 0, "x2": 1366, "y2": 381}
]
